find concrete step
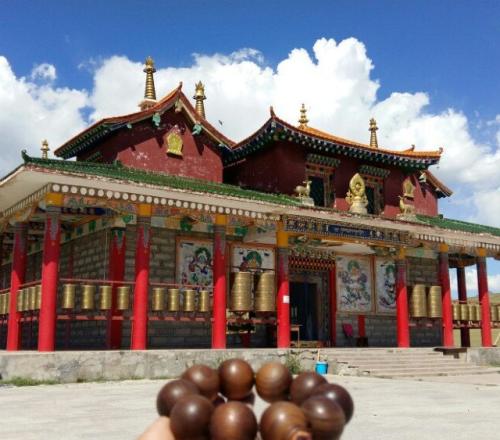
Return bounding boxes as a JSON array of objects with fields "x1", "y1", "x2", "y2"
[
  {"x1": 372, "y1": 368, "x2": 500, "y2": 378},
  {"x1": 346, "y1": 360, "x2": 468, "y2": 369},
  {"x1": 358, "y1": 364, "x2": 495, "y2": 373}
]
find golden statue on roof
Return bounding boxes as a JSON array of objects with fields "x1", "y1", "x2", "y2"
[
  {"x1": 193, "y1": 81, "x2": 207, "y2": 119},
  {"x1": 369, "y1": 118, "x2": 378, "y2": 148},
  {"x1": 346, "y1": 173, "x2": 368, "y2": 214}
]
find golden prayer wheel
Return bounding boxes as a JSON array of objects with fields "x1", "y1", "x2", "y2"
[
  {"x1": 183, "y1": 289, "x2": 196, "y2": 312},
  {"x1": 167, "y1": 288, "x2": 180, "y2": 312},
  {"x1": 0, "y1": 294, "x2": 5, "y2": 315},
  {"x1": 152, "y1": 287, "x2": 166, "y2": 311},
  {"x1": 427, "y1": 285, "x2": 442, "y2": 318},
  {"x1": 468, "y1": 304, "x2": 476, "y2": 321},
  {"x1": 116, "y1": 286, "x2": 130, "y2": 310},
  {"x1": 62, "y1": 284, "x2": 76, "y2": 310},
  {"x1": 409, "y1": 284, "x2": 427, "y2": 318},
  {"x1": 497, "y1": 305, "x2": 500, "y2": 322},
  {"x1": 28, "y1": 286, "x2": 37, "y2": 311},
  {"x1": 452, "y1": 302, "x2": 460, "y2": 321},
  {"x1": 35, "y1": 285, "x2": 41, "y2": 310},
  {"x1": 460, "y1": 303, "x2": 470, "y2": 321},
  {"x1": 198, "y1": 290, "x2": 210, "y2": 313},
  {"x1": 230, "y1": 271, "x2": 253, "y2": 312},
  {"x1": 81, "y1": 284, "x2": 96, "y2": 310},
  {"x1": 99, "y1": 285, "x2": 112, "y2": 310},
  {"x1": 22, "y1": 288, "x2": 30, "y2": 311},
  {"x1": 5, "y1": 293, "x2": 11, "y2": 314},
  {"x1": 17, "y1": 289, "x2": 24, "y2": 312},
  {"x1": 254, "y1": 272, "x2": 276, "y2": 312},
  {"x1": 490, "y1": 305, "x2": 499, "y2": 323},
  {"x1": 474, "y1": 304, "x2": 482, "y2": 322}
]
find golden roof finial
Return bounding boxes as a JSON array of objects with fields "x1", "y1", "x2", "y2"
[
  {"x1": 143, "y1": 56, "x2": 157, "y2": 101},
  {"x1": 298, "y1": 103, "x2": 309, "y2": 127},
  {"x1": 193, "y1": 81, "x2": 206, "y2": 119},
  {"x1": 369, "y1": 118, "x2": 378, "y2": 148},
  {"x1": 41, "y1": 139, "x2": 49, "y2": 159}
]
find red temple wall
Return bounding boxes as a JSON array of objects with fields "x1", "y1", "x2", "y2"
[{"x1": 79, "y1": 110, "x2": 223, "y2": 182}]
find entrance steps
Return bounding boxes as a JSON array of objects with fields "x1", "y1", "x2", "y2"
[{"x1": 321, "y1": 348, "x2": 500, "y2": 378}]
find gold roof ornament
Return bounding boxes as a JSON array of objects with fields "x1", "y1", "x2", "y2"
[
  {"x1": 139, "y1": 56, "x2": 157, "y2": 111},
  {"x1": 369, "y1": 118, "x2": 378, "y2": 148},
  {"x1": 402, "y1": 178, "x2": 416, "y2": 199},
  {"x1": 193, "y1": 81, "x2": 206, "y2": 119},
  {"x1": 346, "y1": 173, "x2": 368, "y2": 214},
  {"x1": 41, "y1": 139, "x2": 50, "y2": 159},
  {"x1": 298, "y1": 103, "x2": 309, "y2": 128}
]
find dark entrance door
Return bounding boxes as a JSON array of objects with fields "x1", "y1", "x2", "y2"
[{"x1": 290, "y1": 282, "x2": 318, "y2": 340}]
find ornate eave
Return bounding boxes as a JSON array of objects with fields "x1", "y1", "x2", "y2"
[{"x1": 224, "y1": 115, "x2": 442, "y2": 171}]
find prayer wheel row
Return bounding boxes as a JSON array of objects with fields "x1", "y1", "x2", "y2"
[
  {"x1": 61, "y1": 284, "x2": 115, "y2": 311},
  {"x1": 0, "y1": 293, "x2": 11, "y2": 315},
  {"x1": 230, "y1": 271, "x2": 276, "y2": 313},
  {"x1": 409, "y1": 284, "x2": 442, "y2": 318},
  {"x1": 150, "y1": 288, "x2": 211, "y2": 313},
  {"x1": 15, "y1": 286, "x2": 42, "y2": 312},
  {"x1": 452, "y1": 302, "x2": 500, "y2": 322}
]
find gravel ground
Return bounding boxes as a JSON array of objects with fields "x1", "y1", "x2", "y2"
[{"x1": 0, "y1": 374, "x2": 499, "y2": 439}]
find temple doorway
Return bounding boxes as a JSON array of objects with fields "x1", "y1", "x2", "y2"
[{"x1": 290, "y1": 281, "x2": 318, "y2": 341}]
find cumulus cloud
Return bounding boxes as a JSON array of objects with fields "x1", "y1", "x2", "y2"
[
  {"x1": 0, "y1": 57, "x2": 88, "y2": 172},
  {"x1": 451, "y1": 267, "x2": 500, "y2": 296},
  {"x1": 0, "y1": 38, "x2": 499, "y2": 226}
]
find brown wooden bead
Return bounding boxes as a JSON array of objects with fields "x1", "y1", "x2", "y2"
[
  {"x1": 156, "y1": 379, "x2": 199, "y2": 416},
  {"x1": 169, "y1": 394, "x2": 214, "y2": 440},
  {"x1": 210, "y1": 401, "x2": 257, "y2": 440},
  {"x1": 289, "y1": 372, "x2": 327, "y2": 405},
  {"x1": 260, "y1": 401, "x2": 312, "y2": 440},
  {"x1": 311, "y1": 383, "x2": 354, "y2": 423},
  {"x1": 181, "y1": 364, "x2": 220, "y2": 401},
  {"x1": 301, "y1": 395, "x2": 346, "y2": 440},
  {"x1": 218, "y1": 358, "x2": 254, "y2": 400},
  {"x1": 256, "y1": 362, "x2": 292, "y2": 402}
]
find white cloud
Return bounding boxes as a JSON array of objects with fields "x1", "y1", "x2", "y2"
[
  {"x1": 0, "y1": 57, "x2": 88, "y2": 172},
  {"x1": 451, "y1": 267, "x2": 500, "y2": 296},
  {"x1": 0, "y1": 38, "x2": 499, "y2": 229}
]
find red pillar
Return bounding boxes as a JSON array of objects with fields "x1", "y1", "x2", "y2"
[
  {"x1": 439, "y1": 244, "x2": 454, "y2": 347},
  {"x1": 131, "y1": 207, "x2": 151, "y2": 350},
  {"x1": 329, "y1": 267, "x2": 337, "y2": 347},
  {"x1": 476, "y1": 249, "x2": 492, "y2": 347},
  {"x1": 212, "y1": 214, "x2": 227, "y2": 349},
  {"x1": 6, "y1": 222, "x2": 28, "y2": 351},
  {"x1": 395, "y1": 250, "x2": 410, "y2": 348},
  {"x1": 276, "y1": 224, "x2": 290, "y2": 348},
  {"x1": 107, "y1": 227, "x2": 126, "y2": 349},
  {"x1": 38, "y1": 204, "x2": 62, "y2": 351},
  {"x1": 456, "y1": 264, "x2": 470, "y2": 347},
  {"x1": 358, "y1": 315, "x2": 366, "y2": 338}
]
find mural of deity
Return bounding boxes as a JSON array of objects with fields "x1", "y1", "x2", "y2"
[
  {"x1": 177, "y1": 240, "x2": 213, "y2": 287},
  {"x1": 375, "y1": 259, "x2": 396, "y2": 314},
  {"x1": 336, "y1": 256, "x2": 373, "y2": 312}
]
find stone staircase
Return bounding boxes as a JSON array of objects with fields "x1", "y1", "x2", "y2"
[{"x1": 322, "y1": 348, "x2": 500, "y2": 378}]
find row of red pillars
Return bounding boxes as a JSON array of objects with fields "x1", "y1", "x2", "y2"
[{"x1": 4, "y1": 204, "x2": 293, "y2": 351}]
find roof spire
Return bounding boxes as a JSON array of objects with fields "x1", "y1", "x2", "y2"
[
  {"x1": 139, "y1": 56, "x2": 157, "y2": 110},
  {"x1": 298, "y1": 103, "x2": 309, "y2": 127},
  {"x1": 369, "y1": 118, "x2": 378, "y2": 148},
  {"x1": 41, "y1": 139, "x2": 50, "y2": 159},
  {"x1": 193, "y1": 81, "x2": 206, "y2": 119}
]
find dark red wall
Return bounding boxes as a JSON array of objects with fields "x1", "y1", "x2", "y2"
[
  {"x1": 79, "y1": 109, "x2": 223, "y2": 182},
  {"x1": 225, "y1": 141, "x2": 440, "y2": 217}
]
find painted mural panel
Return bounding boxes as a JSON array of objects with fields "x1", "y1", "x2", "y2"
[
  {"x1": 176, "y1": 239, "x2": 213, "y2": 287},
  {"x1": 336, "y1": 255, "x2": 373, "y2": 313},
  {"x1": 375, "y1": 258, "x2": 397, "y2": 314},
  {"x1": 231, "y1": 245, "x2": 275, "y2": 271}
]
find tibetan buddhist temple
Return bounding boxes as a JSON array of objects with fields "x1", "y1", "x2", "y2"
[{"x1": 1, "y1": 57, "x2": 499, "y2": 352}]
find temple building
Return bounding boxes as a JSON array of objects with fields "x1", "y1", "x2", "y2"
[{"x1": 0, "y1": 57, "x2": 499, "y2": 352}]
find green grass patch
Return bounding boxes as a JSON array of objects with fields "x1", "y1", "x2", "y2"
[{"x1": 0, "y1": 377, "x2": 59, "y2": 387}]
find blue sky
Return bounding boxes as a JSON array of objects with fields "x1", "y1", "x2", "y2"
[{"x1": 0, "y1": 0, "x2": 499, "y2": 293}]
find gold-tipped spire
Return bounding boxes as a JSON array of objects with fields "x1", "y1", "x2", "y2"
[
  {"x1": 193, "y1": 81, "x2": 206, "y2": 119},
  {"x1": 369, "y1": 118, "x2": 378, "y2": 148},
  {"x1": 143, "y1": 56, "x2": 157, "y2": 100},
  {"x1": 41, "y1": 139, "x2": 49, "y2": 159},
  {"x1": 298, "y1": 104, "x2": 309, "y2": 127}
]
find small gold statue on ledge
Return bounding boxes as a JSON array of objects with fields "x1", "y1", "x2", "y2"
[{"x1": 346, "y1": 173, "x2": 368, "y2": 214}]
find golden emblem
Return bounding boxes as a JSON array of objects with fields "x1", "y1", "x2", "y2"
[
  {"x1": 346, "y1": 173, "x2": 368, "y2": 214},
  {"x1": 166, "y1": 131, "x2": 183, "y2": 156},
  {"x1": 402, "y1": 178, "x2": 415, "y2": 199}
]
